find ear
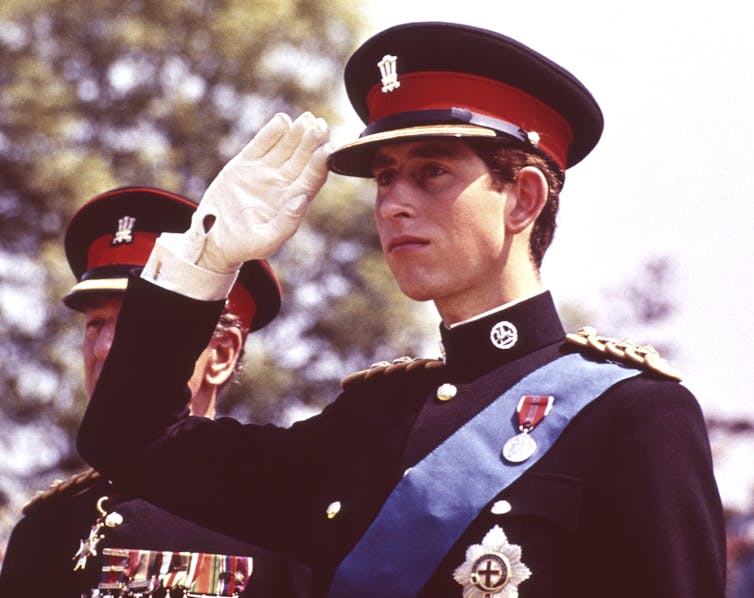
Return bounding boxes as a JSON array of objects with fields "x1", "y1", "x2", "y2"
[
  {"x1": 505, "y1": 166, "x2": 549, "y2": 235},
  {"x1": 204, "y1": 327, "x2": 244, "y2": 388}
]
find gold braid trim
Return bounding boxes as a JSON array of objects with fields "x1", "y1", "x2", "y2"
[
  {"x1": 565, "y1": 326, "x2": 682, "y2": 382},
  {"x1": 22, "y1": 468, "x2": 104, "y2": 515},
  {"x1": 341, "y1": 356, "x2": 445, "y2": 389}
]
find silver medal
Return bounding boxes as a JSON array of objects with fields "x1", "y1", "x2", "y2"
[{"x1": 502, "y1": 432, "x2": 537, "y2": 463}]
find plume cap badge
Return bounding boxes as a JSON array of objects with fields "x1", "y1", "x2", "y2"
[
  {"x1": 378, "y1": 54, "x2": 400, "y2": 92},
  {"x1": 112, "y1": 215, "x2": 135, "y2": 245}
]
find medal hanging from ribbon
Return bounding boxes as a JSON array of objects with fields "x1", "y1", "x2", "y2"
[{"x1": 502, "y1": 395, "x2": 554, "y2": 463}]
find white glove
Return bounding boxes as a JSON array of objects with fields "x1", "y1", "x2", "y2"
[{"x1": 169, "y1": 111, "x2": 331, "y2": 274}]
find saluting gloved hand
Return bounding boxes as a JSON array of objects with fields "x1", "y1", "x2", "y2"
[{"x1": 169, "y1": 111, "x2": 331, "y2": 274}]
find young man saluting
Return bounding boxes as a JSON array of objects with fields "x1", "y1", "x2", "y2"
[{"x1": 77, "y1": 23, "x2": 725, "y2": 598}]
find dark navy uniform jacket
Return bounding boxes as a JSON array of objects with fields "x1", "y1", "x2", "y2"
[
  {"x1": 76, "y1": 277, "x2": 726, "y2": 597},
  {"x1": 0, "y1": 470, "x2": 311, "y2": 597}
]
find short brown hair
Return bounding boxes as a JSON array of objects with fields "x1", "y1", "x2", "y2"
[{"x1": 469, "y1": 141, "x2": 564, "y2": 270}]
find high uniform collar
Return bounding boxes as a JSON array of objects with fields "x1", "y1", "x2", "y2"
[{"x1": 439, "y1": 291, "x2": 565, "y2": 377}]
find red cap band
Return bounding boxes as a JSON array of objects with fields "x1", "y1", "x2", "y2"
[
  {"x1": 227, "y1": 284, "x2": 257, "y2": 332},
  {"x1": 87, "y1": 231, "x2": 258, "y2": 331},
  {"x1": 366, "y1": 71, "x2": 573, "y2": 168},
  {"x1": 87, "y1": 232, "x2": 159, "y2": 270}
]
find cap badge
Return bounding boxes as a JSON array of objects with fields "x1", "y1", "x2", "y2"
[
  {"x1": 490, "y1": 321, "x2": 518, "y2": 350},
  {"x1": 378, "y1": 54, "x2": 400, "y2": 93},
  {"x1": 453, "y1": 525, "x2": 531, "y2": 597},
  {"x1": 112, "y1": 215, "x2": 135, "y2": 245}
]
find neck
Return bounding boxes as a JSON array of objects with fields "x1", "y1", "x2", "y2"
[
  {"x1": 188, "y1": 389, "x2": 217, "y2": 418},
  {"x1": 447, "y1": 289, "x2": 545, "y2": 329},
  {"x1": 435, "y1": 267, "x2": 543, "y2": 326}
]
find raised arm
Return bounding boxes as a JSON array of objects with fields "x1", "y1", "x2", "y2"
[
  {"x1": 77, "y1": 112, "x2": 331, "y2": 530},
  {"x1": 145, "y1": 111, "x2": 331, "y2": 301}
]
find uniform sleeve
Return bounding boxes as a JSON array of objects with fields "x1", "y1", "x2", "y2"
[
  {"x1": 77, "y1": 274, "x2": 222, "y2": 483},
  {"x1": 76, "y1": 275, "x2": 331, "y2": 553},
  {"x1": 584, "y1": 377, "x2": 726, "y2": 598},
  {"x1": 141, "y1": 234, "x2": 237, "y2": 301},
  {"x1": 0, "y1": 515, "x2": 45, "y2": 594},
  {"x1": 0, "y1": 500, "x2": 100, "y2": 595}
]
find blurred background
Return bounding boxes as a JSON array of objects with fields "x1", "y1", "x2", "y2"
[{"x1": 1, "y1": 0, "x2": 753, "y2": 594}]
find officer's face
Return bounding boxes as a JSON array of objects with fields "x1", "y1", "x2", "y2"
[
  {"x1": 81, "y1": 294, "x2": 122, "y2": 396},
  {"x1": 372, "y1": 139, "x2": 511, "y2": 322},
  {"x1": 80, "y1": 292, "x2": 225, "y2": 411}
]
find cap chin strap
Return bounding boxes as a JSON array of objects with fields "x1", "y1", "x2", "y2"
[{"x1": 361, "y1": 107, "x2": 529, "y2": 145}]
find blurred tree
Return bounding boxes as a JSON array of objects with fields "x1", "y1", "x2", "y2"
[
  {"x1": 0, "y1": 0, "x2": 436, "y2": 554},
  {"x1": 557, "y1": 255, "x2": 679, "y2": 356}
]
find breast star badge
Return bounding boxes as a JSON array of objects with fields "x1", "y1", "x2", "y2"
[
  {"x1": 72, "y1": 495, "x2": 123, "y2": 572},
  {"x1": 453, "y1": 525, "x2": 531, "y2": 598},
  {"x1": 72, "y1": 520, "x2": 104, "y2": 571}
]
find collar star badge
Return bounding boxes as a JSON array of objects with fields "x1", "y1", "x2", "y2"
[
  {"x1": 490, "y1": 320, "x2": 518, "y2": 350},
  {"x1": 453, "y1": 525, "x2": 531, "y2": 597}
]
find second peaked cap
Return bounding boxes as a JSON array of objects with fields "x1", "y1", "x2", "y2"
[{"x1": 63, "y1": 186, "x2": 281, "y2": 332}]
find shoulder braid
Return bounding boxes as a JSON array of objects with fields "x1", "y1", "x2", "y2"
[
  {"x1": 566, "y1": 326, "x2": 682, "y2": 382},
  {"x1": 341, "y1": 356, "x2": 445, "y2": 389},
  {"x1": 22, "y1": 468, "x2": 105, "y2": 515}
]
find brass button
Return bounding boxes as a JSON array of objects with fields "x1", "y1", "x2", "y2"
[
  {"x1": 104, "y1": 511, "x2": 124, "y2": 527},
  {"x1": 490, "y1": 500, "x2": 512, "y2": 515},
  {"x1": 326, "y1": 500, "x2": 342, "y2": 519},
  {"x1": 436, "y1": 383, "x2": 458, "y2": 402}
]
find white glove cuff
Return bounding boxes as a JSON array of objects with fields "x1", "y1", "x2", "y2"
[{"x1": 142, "y1": 234, "x2": 238, "y2": 302}]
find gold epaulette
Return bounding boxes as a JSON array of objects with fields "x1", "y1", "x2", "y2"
[
  {"x1": 341, "y1": 356, "x2": 445, "y2": 389},
  {"x1": 565, "y1": 326, "x2": 682, "y2": 382},
  {"x1": 22, "y1": 468, "x2": 104, "y2": 515}
]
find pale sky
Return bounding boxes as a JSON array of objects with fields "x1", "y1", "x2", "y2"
[{"x1": 342, "y1": 0, "x2": 754, "y2": 509}]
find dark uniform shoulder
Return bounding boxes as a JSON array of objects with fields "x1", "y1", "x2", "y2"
[
  {"x1": 565, "y1": 326, "x2": 682, "y2": 381},
  {"x1": 341, "y1": 355, "x2": 445, "y2": 389},
  {"x1": 22, "y1": 468, "x2": 106, "y2": 515}
]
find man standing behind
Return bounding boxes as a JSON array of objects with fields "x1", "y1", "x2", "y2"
[
  {"x1": 0, "y1": 187, "x2": 311, "y2": 597},
  {"x1": 77, "y1": 23, "x2": 725, "y2": 598}
]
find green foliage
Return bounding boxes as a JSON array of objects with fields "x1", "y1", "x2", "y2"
[{"x1": 0, "y1": 0, "x2": 435, "y2": 552}]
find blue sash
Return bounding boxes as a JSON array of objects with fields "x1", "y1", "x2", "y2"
[{"x1": 327, "y1": 353, "x2": 641, "y2": 597}]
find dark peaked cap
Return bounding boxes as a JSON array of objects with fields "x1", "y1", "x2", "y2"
[
  {"x1": 63, "y1": 186, "x2": 282, "y2": 332},
  {"x1": 328, "y1": 22, "x2": 603, "y2": 177}
]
